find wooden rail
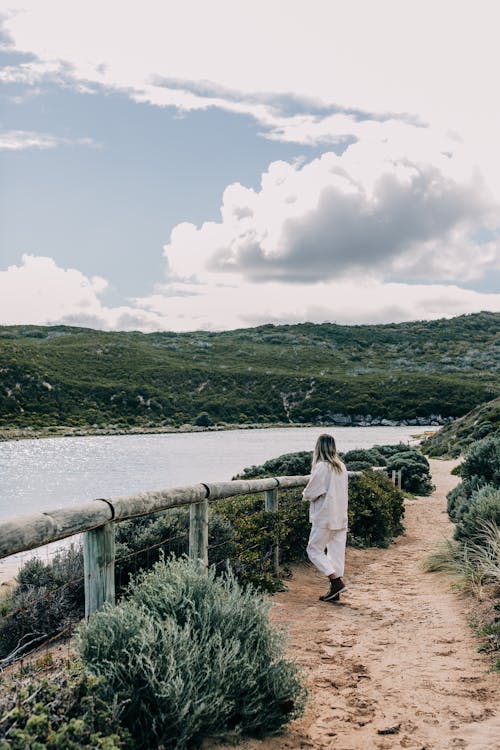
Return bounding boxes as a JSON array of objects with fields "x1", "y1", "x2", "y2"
[{"x1": 0, "y1": 469, "x2": 400, "y2": 617}]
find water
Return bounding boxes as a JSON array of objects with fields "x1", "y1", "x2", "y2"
[{"x1": 0, "y1": 425, "x2": 435, "y2": 520}]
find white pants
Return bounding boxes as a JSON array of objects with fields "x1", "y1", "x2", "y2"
[{"x1": 307, "y1": 526, "x2": 347, "y2": 578}]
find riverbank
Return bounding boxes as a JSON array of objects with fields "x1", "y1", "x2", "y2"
[{"x1": 0, "y1": 420, "x2": 441, "y2": 443}]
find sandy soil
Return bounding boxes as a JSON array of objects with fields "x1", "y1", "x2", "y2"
[{"x1": 212, "y1": 459, "x2": 499, "y2": 750}]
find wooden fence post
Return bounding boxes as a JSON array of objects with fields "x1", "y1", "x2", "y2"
[
  {"x1": 391, "y1": 470, "x2": 396, "y2": 485},
  {"x1": 189, "y1": 499, "x2": 209, "y2": 570},
  {"x1": 83, "y1": 524, "x2": 115, "y2": 618},
  {"x1": 265, "y1": 487, "x2": 280, "y2": 577},
  {"x1": 397, "y1": 469, "x2": 402, "y2": 490}
]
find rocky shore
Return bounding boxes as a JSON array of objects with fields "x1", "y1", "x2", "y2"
[{"x1": 326, "y1": 413, "x2": 454, "y2": 427}]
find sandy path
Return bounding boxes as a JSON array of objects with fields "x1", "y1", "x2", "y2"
[{"x1": 212, "y1": 459, "x2": 499, "y2": 750}]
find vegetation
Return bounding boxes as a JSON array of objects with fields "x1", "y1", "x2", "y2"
[
  {"x1": 447, "y1": 434, "x2": 500, "y2": 534},
  {"x1": 426, "y1": 432, "x2": 500, "y2": 666},
  {"x1": 0, "y1": 658, "x2": 132, "y2": 749},
  {"x1": 77, "y1": 557, "x2": 307, "y2": 750},
  {"x1": 237, "y1": 442, "x2": 434, "y2": 496},
  {"x1": 0, "y1": 545, "x2": 84, "y2": 665},
  {"x1": 422, "y1": 396, "x2": 500, "y2": 458},
  {"x1": 0, "y1": 312, "x2": 498, "y2": 433}
]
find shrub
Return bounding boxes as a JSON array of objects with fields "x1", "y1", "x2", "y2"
[
  {"x1": 77, "y1": 557, "x2": 306, "y2": 750},
  {"x1": 0, "y1": 660, "x2": 132, "y2": 749},
  {"x1": 114, "y1": 507, "x2": 236, "y2": 589},
  {"x1": 348, "y1": 471, "x2": 405, "y2": 548},
  {"x1": 446, "y1": 434, "x2": 500, "y2": 528},
  {"x1": 461, "y1": 434, "x2": 500, "y2": 487},
  {"x1": 0, "y1": 545, "x2": 84, "y2": 662},
  {"x1": 343, "y1": 448, "x2": 387, "y2": 467},
  {"x1": 194, "y1": 411, "x2": 212, "y2": 427},
  {"x1": 235, "y1": 451, "x2": 312, "y2": 479},
  {"x1": 376, "y1": 442, "x2": 414, "y2": 458},
  {"x1": 386, "y1": 451, "x2": 434, "y2": 495},
  {"x1": 344, "y1": 459, "x2": 373, "y2": 471},
  {"x1": 215, "y1": 488, "x2": 311, "y2": 591},
  {"x1": 447, "y1": 482, "x2": 470, "y2": 522},
  {"x1": 455, "y1": 485, "x2": 500, "y2": 544}
]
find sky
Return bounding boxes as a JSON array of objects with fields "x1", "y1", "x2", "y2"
[{"x1": 1, "y1": 0, "x2": 499, "y2": 332}]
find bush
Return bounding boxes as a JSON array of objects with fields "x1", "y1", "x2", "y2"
[
  {"x1": 344, "y1": 459, "x2": 373, "y2": 471},
  {"x1": 0, "y1": 660, "x2": 132, "y2": 749},
  {"x1": 348, "y1": 471, "x2": 405, "y2": 547},
  {"x1": 447, "y1": 482, "x2": 470, "y2": 521},
  {"x1": 194, "y1": 411, "x2": 212, "y2": 427},
  {"x1": 343, "y1": 448, "x2": 387, "y2": 467},
  {"x1": 77, "y1": 558, "x2": 306, "y2": 750},
  {"x1": 386, "y1": 451, "x2": 434, "y2": 495},
  {"x1": 115, "y1": 507, "x2": 236, "y2": 588},
  {"x1": 0, "y1": 545, "x2": 84, "y2": 661},
  {"x1": 215, "y1": 488, "x2": 311, "y2": 591},
  {"x1": 455, "y1": 485, "x2": 500, "y2": 544},
  {"x1": 446, "y1": 433, "x2": 500, "y2": 529},
  {"x1": 461, "y1": 434, "x2": 500, "y2": 487},
  {"x1": 235, "y1": 451, "x2": 312, "y2": 479},
  {"x1": 376, "y1": 442, "x2": 414, "y2": 458}
]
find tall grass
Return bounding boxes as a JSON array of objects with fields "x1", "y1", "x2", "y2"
[{"x1": 425, "y1": 521, "x2": 500, "y2": 596}]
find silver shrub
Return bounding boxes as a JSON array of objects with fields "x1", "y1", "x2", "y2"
[{"x1": 77, "y1": 557, "x2": 306, "y2": 750}]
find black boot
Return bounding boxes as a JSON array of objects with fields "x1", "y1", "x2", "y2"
[{"x1": 319, "y1": 576, "x2": 347, "y2": 602}]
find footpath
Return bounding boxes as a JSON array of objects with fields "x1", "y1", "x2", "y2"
[{"x1": 213, "y1": 459, "x2": 499, "y2": 750}]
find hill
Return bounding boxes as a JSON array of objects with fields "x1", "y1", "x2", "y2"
[
  {"x1": 421, "y1": 396, "x2": 500, "y2": 458},
  {"x1": 0, "y1": 312, "x2": 498, "y2": 435}
]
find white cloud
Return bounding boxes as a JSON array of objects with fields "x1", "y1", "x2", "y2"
[
  {"x1": 135, "y1": 277, "x2": 500, "y2": 331},
  {"x1": 2, "y1": 253, "x2": 499, "y2": 334},
  {"x1": 2, "y1": 2, "x2": 499, "y2": 169},
  {"x1": 164, "y1": 146, "x2": 500, "y2": 285},
  {"x1": 0, "y1": 255, "x2": 162, "y2": 330},
  {"x1": 0, "y1": 129, "x2": 96, "y2": 150}
]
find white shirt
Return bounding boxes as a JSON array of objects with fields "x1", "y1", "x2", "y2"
[{"x1": 302, "y1": 460, "x2": 348, "y2": 530}]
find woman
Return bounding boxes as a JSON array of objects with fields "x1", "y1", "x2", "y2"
[{"x1": 302, "y1": 433, "x2": 349, "y2": 602}]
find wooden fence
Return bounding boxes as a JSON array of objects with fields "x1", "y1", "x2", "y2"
[{"x1": 0, "y1": 469, "x2": 401, "y2": 618}]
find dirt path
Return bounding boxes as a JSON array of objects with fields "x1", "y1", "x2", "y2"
[{"x1": 213, "y1": 459, "x2": 499, "y2": 750}]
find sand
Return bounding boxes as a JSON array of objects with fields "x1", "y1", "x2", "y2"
[{"x1": 210, "y1": 459, "x2": 499, "y2": 750}]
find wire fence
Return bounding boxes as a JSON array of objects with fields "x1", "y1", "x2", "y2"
[
  {"x1": 0, "y1": 470, "x2": 398, "y2": 670},
  {"x1": 0, "y1": 486, "x2": 292, "y2": 669}
]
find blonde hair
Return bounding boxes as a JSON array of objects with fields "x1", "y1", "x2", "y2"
[{"x1": 312, "y1": 433, "x2": 343, "y2": 474}]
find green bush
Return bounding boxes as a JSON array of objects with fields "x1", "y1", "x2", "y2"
[
  {"x1": 0, "y1": 545, "x2": 84, "y2": 661},
  {"x1": 376, "y1": 442, "x2": 414, "y2": 458},
  {"x1": 235, "y1": 451, "x2": 312, "y2": 479},
  {"x1": 447, "y1": 433, "x2": 500, "y2": 530},
  {"x1": 386, "y1": 451, "x2": 434, "y2": 495},
  {"x1": 455, "y1": 485, "x2": 500, "y2": 544},
  {"x1": 77, "y1": 557, "x2": 306, "y2": 750},
  {"x1": 215, "y1": 488, "x2": 311, "y2": 591},
  {"x1": 447, "y1": 482, "x2": 470, "y2": 521},
  {"x1": 344, "y1": 459, "x2": 373, "y2": 471},
  {"x1": 348, "y1": 471, "x2": 405, "y2": 548},
  {"x1": 343, "y1": 448, "x2": 387, "y2": 466},
  {"x1": 115, "y1": 507, "x2": 236, "y2": 588},
  {"x1": 461, "y1": 434, "x2": 500, "y2": 487},
  {"x1": 0, "y1": 660, "x2": 132, "y2": 749}
]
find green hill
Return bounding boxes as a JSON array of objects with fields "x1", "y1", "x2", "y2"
[
  {"x1": 0, "y1": 312, "x2": 498, "y2": 435},
  {"x1": 421, "y1": 396, "x2": 500, "y2": 458}
]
